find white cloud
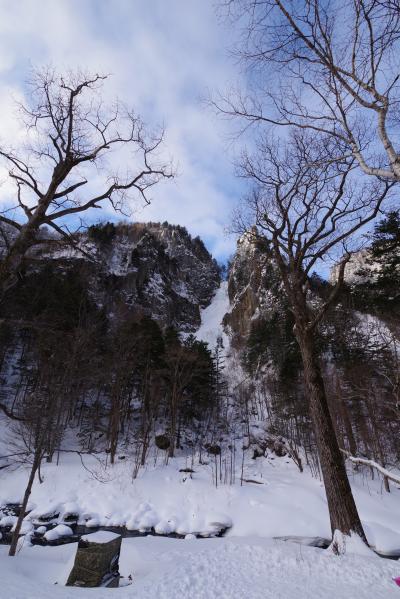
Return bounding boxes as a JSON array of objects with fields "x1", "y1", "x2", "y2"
[{"x1": 0, "y1": 0, "x2": 243, "y2": 260}]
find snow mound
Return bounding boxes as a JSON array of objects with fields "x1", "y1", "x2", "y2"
[{"x1": 44, "y1": 524, "x2": 73, "y2": 541}]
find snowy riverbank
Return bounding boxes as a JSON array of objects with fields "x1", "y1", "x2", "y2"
[
  {"x1": 1, "y1": 535, "x2": 400, "y2": 598},
  {"x1": 1, "y1": 442, "x2": 400, "y2": 556}
]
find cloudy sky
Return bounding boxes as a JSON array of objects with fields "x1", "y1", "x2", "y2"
[{"x1": 0, "y1": 0, "x2": 245, "y2": 262}]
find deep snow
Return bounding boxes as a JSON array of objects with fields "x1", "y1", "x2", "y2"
[
  {"x1": 195, "y1": 280, "x2": 230, "y2": 348},
  {"x1": 1, "y1": 282, "x2": 400, "y2": 598},
  {"x1": 1, "y1": 444, "x2": 400, "y2": 554},
  {"x1": 1, "y1": 536, "x2": 400, "y2": 598}
]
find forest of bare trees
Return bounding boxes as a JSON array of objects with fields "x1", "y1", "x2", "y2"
[{"x1": 0, "y1": 1, "x2": 399, "y2": 562}]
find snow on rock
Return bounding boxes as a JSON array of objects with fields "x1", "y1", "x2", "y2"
[
  {"x1": 44, "y1": 525, "x2": 73, "y2": 542},
  {"x1": 365, "y1": 522, "x2": 400, "y2": 556},
  {"x1": 85, "y1": 517, "x2": 101, "y2": 528},
  {"x1": 60, "y1": 502, "x2": 79, "y2": 521},
  {"x1": 328, "y1": 531, "x2": 377, "y2": 557},
  {"x1": 0, "y1": 515, "x2": 17, "y2": 528},
  {"x1": 81, "y1": 531, "x2": 120, "y2": 544}
]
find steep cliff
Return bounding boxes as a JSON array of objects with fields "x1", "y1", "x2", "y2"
[
  {"x1": 330, "y1": 250, "x2": 376, "y2": 285},
  {"x1": 2, "y1": 222, "x2": 221, "y2": 332},
  {"x1": 223, "y1": 231, "x2": 283, "y2": 346}
]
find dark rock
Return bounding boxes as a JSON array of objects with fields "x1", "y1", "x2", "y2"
[
  {"x1": 63, "y1": 513, "x2": 79, "y2": 523},
  {"x1": 1, "y1": 225, "x2": 221, "y2": 372},
  {"x1": 66, "y1": 531, "x2": 122, "y2": 588},
  {"x1": 243, "y1": 479, "x2": 264, "y2": 485},
  {"x1": 252, "y1": 447, "x2": 264, "y2": 459},
  {"x1": 274, "y1": 535, "x2": 330, "y2": 549},
  {"x1": 252, "y1": 437, "x2": 288, "y2": 459},
  {"x1": 155, "y1": 434, "x2": 170, "y2": 450},
  {"x1": 35, "y1": 511, "x2": 60, "y2": 523},
  {"x1": 32, "y1": 534, "x2": 81, "y2": 547},
  {"x1": 271, "y1": 439, "x2": 287, "y2": 457},
  {"x1": 1, "y1": 503, "x2": 25, "y2": 517}
]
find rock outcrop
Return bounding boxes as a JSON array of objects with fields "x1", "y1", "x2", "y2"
[
  {"x1": 66, "y1": 531, "x2": 122, "y2": 588},
  {"x1": 6, "y1": 222, "x2": 221, "y2": 333},
  {"x1": 329, "y1": 249, "x2": 377, "y2": 285},
  {"x1": 223, "y1": 231, "x2": 282, "y2": 346}
]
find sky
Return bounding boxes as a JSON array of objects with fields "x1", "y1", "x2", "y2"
[{"x1": 0, "y1": 0, "x2": 245, "y2": 263}]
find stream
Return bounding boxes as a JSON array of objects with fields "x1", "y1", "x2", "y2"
[
  {"x1": 0, "y1": 503, "x2": 229, "y2": 547},
  {"x1": 1, "y1": 503, "x2": 399, "y2": 560}
]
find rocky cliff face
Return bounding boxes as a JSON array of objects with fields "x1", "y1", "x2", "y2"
[
  {"x1": 329, "y1": 249, "x2": 379, "y2": 285},
  {"x1": 223, "y1": 231, "x2": 282, "y2": 345},
  {"x1": 91, "y1": 222, "x2": 220, "y2": 331},
  {"x1": 4, "y1": 222, "x2": 221, "y2": 333}
]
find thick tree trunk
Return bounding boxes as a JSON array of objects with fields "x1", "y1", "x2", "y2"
[
  {"x1": 0, "y1": 171, "x2": 65, "y2": 297},
  {"x1": 9, "y1": 451, "x2": 41, "y2": 556},
  {"x1": 0, "y1": 227, "x2": 36, "y2": 296},
  {"x1": 296, "y1": 327, "x2": 367, "y2": 542}
]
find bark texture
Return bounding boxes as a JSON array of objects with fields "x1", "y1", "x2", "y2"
[{"x1": 296, "y1": 325, "x2": 367, "y2": 541}]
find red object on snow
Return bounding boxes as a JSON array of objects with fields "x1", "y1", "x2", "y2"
[{"x1": 394, "y1": 577, "x2": 400, "y2": 587}]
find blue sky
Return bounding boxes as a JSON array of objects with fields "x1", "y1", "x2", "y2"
[{"x1": 0, "y1": 0, "x2": 246, "y2": 263}]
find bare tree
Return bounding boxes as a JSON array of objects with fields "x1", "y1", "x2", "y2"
[
  {"x1": 0, "y1": 68, "x2": 173, "y2": 295},
  {"x1": 164, "y1": 342, "x2": 198, "y2": 458},
  {"x1": 233, "y1": 130, "x2": 393, "y2": 546},
  {"x1": 7, "y1": 383, "x2": 59, "y2": 556},
  {"x1": 7, "y1": 428, "x2": 46, "y2": 557},
  {"x1": 217, "y1": 0, "x2": 400, "y2": 181}
]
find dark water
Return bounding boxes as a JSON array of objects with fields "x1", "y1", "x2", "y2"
[
  {"x1": 1, "y1": 504, "x2": 399, "y2": 560},
  {"x1": 0, "y1": 503, "x2": 229, "y2": 546},
  {"x1": 30, "y1": 524, "x2": 230, "y2": 546}
]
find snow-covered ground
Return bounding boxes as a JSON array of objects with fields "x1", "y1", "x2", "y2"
[
  {"x1": 1, "y1": 282, "x2": 400, "y2": 597},
  {"x1": 1, "y1": 535, "x2": 399, "y2": 598},
  {"x1": 1, "y1": 445, "x2": 400, "y2": 552}
]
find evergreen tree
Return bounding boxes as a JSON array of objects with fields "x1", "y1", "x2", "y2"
[
  {"x1": 370, "y1": 211, "x2": 400, "y2": 285},
  {"x1": 350, "y1": 211, "x2": 400, "y2": 313}
]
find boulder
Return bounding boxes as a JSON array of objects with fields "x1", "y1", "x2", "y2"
[
  {"x1": 155, "y1": 434, "x2": 170, "y2": 450},
  {"x1": 66, "y1": 531, "x2": 122, "y2": 588}
]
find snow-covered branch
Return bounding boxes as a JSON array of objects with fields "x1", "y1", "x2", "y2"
[{"x1": 341, "y1": 449, "x2": 400, "y2": 485}]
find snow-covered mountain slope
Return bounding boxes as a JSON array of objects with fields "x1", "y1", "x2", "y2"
[{"x1": 195, "y1": 280, "x2": 230, "y2": 348}]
